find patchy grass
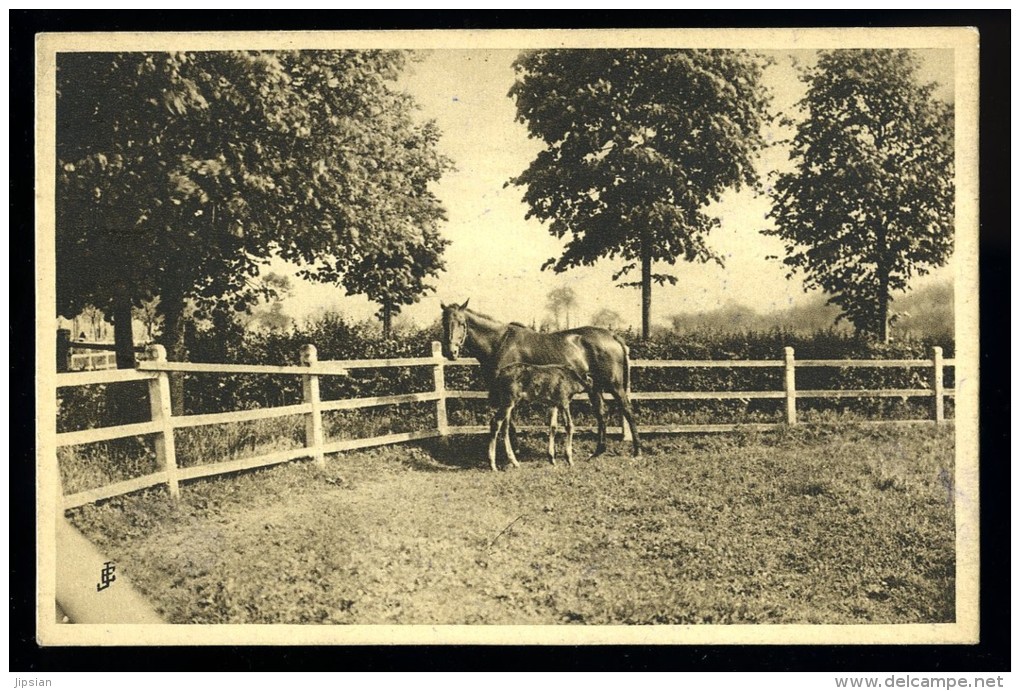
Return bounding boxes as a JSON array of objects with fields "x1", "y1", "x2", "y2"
[
  {"x1": 67, "y1": 424, "x2": 955, "y2": 625},
  {"x1": 58, "y1": 404, "x2": 440, "y2": 494},
  {"x1": 58, "y1": 437, "x2": 160, "y2": 494}
]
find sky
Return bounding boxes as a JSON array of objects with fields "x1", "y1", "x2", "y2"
[{"x1": 273, "y1": 48, "x2": 955, "y2": 331}]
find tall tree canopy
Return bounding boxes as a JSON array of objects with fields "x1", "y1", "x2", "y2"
[
  {"x1": 342, "y1": 219, "x2": 449, "y2": 339},
  {"x1": 57, "y1": 50, "x2": 450, "y2": 376},
  {"x1": 509, "y1": 49, "x2": 772, "y2": 339},
  {"x1": 766, "y1": 49, "x2": 954, "y2": 342}
]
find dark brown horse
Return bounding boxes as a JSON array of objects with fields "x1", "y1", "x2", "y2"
[{"x1": 440, "y1": 300, "x2": 640, "y2": 457}]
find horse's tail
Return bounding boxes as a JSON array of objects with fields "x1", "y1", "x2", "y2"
[{"x1": 614, "y1": 334, "x2": 630, "y2": 393}]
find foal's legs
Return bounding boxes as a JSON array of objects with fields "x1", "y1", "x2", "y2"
[
  {"x1": 488, "y1": 414, "x2": 503, "y2": 472},
  {"x1": 501, "y1": 405, "x2": 520, "y2": 468},
  {"x1": 587, "y1": 389, "x2": 608, "y2": 457},
  {"x1": 563, "y1": 405, "x2": 575, "y2": 466},
  {"x1": 508, "y1": 420, "x2": 521, "y2": 457},
  {"x1": 547, "y1": 407, "x2": 558, "y2": 465}
]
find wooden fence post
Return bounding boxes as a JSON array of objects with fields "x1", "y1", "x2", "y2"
[
  {"x1": 301, "y1": 344, "x2": 325, "y2": 467},
  {"x1": 621, "y1": 344, "x2": 633, "y2": 442},
  {"x1": 932, "y1": 346, "x2": 944, "y2": 424},
  {"x1": 432, "y1": 341, "x2": 449, "y2": 436},
  {"x1": 146, "y1": 344, "x2": 180, "y2": 499},
  {"x1": 57, "y1": 328, "x2": 71, "y2": 372},
  {"x1": 784, "y1": 346, "x2": 797, "y2": 425}
]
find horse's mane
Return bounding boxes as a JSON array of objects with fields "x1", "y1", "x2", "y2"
[
  {"x1": 463, "y1": 307, "x2": 501, "y2": 322},
  {"x1": 461, "y1": 306, "x2": 533, "y2": 331}
]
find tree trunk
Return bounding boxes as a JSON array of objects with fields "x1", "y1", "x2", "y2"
[
  {"x1": 876, "y1": 221, "x2": 891, "y2": 344},
  {"x1": 161, "y1": 295, "x2": 188, "y2": 415},
  {"x1": 877, "y1": 267, "x2": 891, "y2": 344},
  {"x1": 382, "y1": 302, "x2": 392, "y2": 340},
  {"x1": 111, "y1": 294, "x2": 135, "y2": 369},
  {"x1": 56, "y1": 328, "x2": 71, "y2": 373},
  {"x1": 641, "y1": 230, "x2": 652, "y2": 341},
  {"x1": 107, "y1": 292, "x2": 138, "y2": 426},
  {"x1": 211, "y1": 309, "x2": 233, "y2": 361}
]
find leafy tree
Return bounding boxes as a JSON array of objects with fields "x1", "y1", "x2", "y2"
[
  {"x1": 545, "y1": 286, "x2": 579, "y2": 329},
  {"x1": 509, "y1": 49, "x2": 772, "y2": 339},
  {"x1": 590, "y1": 307, "x2": 622, "y2": 330},
  {"x1": 57, "y1": 50, "x2": 449, "y2": 408},
  {"x1": 240, "y1": 273, "x2": 295, "y2": 333},
  {"x1": 253, "y1": 302, "x2": 293, "y2": 333},
  {"x1": 132, "y1": 297, "x2": 163, "y2": 342},
  {"x1": 75, "y1": 304, "x2": 107, "y2": 342},
  {"x1": 766, "y1": 49, "x2": 954, "y2": 342},
  {"x1": 538, "y1": 318, "x2": 557, "y2": 333},
  {"x1": 341, "y1": 168, "x2": 450, "y2": 340}
]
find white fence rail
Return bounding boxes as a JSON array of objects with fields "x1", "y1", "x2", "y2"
[
  {"x1": 56, "y1": 342, "x2": 955, "y2": 509},
  {"x1": 69, "y1": 351, "x2": 118, "y2": 371}
]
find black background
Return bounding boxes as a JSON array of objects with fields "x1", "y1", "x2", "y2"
[{"x1": 10, "y1": 9, "x2": 1009, "y2": 672}]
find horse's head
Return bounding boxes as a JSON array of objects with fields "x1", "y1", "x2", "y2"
[{"x1": 440, "y1": 299, "x2": 470, "y2": 359}]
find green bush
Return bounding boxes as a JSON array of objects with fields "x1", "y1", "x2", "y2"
[
  {"x1": 182, "y1": 312, "x2": 439, "y2": 416},
  {"x1": 181, "y1": 316, "x2": 953, "y2": 423},
  {"x1": 626, "y1": 328, "x2": 953, "y2": 423},
  {"x1": 57, "y1": 381, "x2": 150, "y2": 433}
]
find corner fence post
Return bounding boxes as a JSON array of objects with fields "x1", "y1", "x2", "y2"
[
  {"x1": 301, "y1": 344, "x2": 325, "y2": 467},
  {"x1": 932, "y1": 346, "x2": 944, "y2": 424},
  {"x1": 621, "y1": 344, "x2": 633, "y2": 442},
  {"x1": 432, "y1": 341, "x2": 449, "y2": 436},
  {"x1": 784, "y1": 346, "x2": 797, "y2": 425},
  {"x1": 146, "y1": 344, "x2": 180, "y2": 500}
]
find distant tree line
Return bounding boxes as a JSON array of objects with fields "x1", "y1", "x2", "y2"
[{"x1": 666, "y1": 281, "x2": 953, "y2": 345}]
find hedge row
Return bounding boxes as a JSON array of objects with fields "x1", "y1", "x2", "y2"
[{"x1": 58, "y1": 316, "x2": 955, "y2": 431}]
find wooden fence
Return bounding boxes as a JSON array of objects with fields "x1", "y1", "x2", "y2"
[
  {"x1": 57, "y1": 330, "x2": 145, "y2": 371},
  {"x1": 55, "y1": 342, "x2": 955, "y2": 509},
  {"x1": 68, "y1": 351, "x2": 118, "y2": 371}
]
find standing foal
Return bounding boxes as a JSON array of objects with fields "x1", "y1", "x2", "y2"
[{"x1": 488, "y1": 363, "x2": 592, "y2": 471}]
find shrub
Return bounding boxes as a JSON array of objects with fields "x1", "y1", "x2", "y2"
[
  {"x1": 180, "y1": 312, "x2": 439, "y2": 416},
  {"x1": 625, "y1": 328, "x2": 953, "y2": 423}
]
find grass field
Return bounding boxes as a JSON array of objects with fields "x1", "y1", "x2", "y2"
[{"x1": 67, "y1": 424, "x2": 956, "y2": 625}]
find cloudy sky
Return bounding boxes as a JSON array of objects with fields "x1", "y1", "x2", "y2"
[{"x1": 275, "y1": 48, "x2": 954, "y2": 331}]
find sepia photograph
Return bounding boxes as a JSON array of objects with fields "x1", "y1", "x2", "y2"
[{"x1": 34, "y1": 26, "x2": 980, "y2": 647}]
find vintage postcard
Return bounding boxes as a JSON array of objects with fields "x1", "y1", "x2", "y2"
[{"x1": 36, "y1": 27, "x2": 979, "y2": 646}]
